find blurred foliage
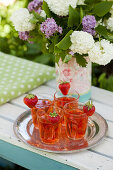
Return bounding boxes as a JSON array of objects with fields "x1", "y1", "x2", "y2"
[
  {"x1": 92, "y1": 62, "x2": 113, "y2": 92},
  {"x1": 0, "y1": 0, "x2": 113, "y2": 92},
  {"x1": 99, "y1": 73, "x2": 113, "y2": 91},
  {"x1": 0, "y1": 0, "x2": 54, "y2": 66}
]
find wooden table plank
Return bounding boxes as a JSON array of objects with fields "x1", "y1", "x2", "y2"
[
  {"x1": 46, "y1": 79, "x2": 56, "y2": 89},
  {"x1": 90, "y1": 138, "x2": 113, "y2": 159},
  {"x1": 92, "y1": 87, "x2": 113, "y2": 107},
  {"x1": 93, "y1": 101, "x2": 113, "y2": 122},
  {"x1": 107, "y1": 121, "x2": 113, "y2": 139},
  {"x1": 10, "y1": 94, "x2": 28, "y2": 109},
  {"x1": 0, "y1": 103, "x2": 26, "y2": 121},
  {"x1": 30, "y1": 85, "x2": 56, "y2": 98}
]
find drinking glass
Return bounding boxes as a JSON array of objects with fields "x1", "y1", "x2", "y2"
[
  {"x1": 31, "y1": 98, "x2": 53, "y2": 128},
  {"x1": 37, "y1": 105, "x2": 63, "y2": 144},
  {"x1": 64, "y1": 103, "x2": 88, "y2": 140},
  {"x1": 54, "y1": 90, "x2": 80, "y2": 125},
  {"x1": 54, "y1": 90, "x2": 80, "y2": 109}
]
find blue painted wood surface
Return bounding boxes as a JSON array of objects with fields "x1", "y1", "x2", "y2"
[{"x1": 0, "y1": 140, "x2": 78, "y2": 170}]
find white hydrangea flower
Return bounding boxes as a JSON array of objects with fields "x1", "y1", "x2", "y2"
[
  {"x1": 70, "y1": 31, "x2": 95, "y2": 55},
  {"x1": 44, "y1": 0, "x2": 77, "y2": 16},
  {"x1": 88, "y1": 39, "x2": 113, "y2": 65},
  {"x1": 77, "y1": 0, "x2": 85, "y2": 5},
  {"x1": 106, "y1": 16, "x2": 113, "y2": 31},
  {"x1": 40, "y1": 10, "x2": 46, "y2": 18},
  {"x1": 11, "y1": 8, "x2": 35, "y2": 32}
]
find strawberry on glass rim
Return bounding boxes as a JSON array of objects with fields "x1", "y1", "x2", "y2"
[
  {"x1": 83, "y1": 100, "x2": 95, "y2": 116},
  {"x1": 48, "y1": 112, "x2": 60, "y2": 124},
  {"x1": 24, "y1": 94, "x2": 38, "y2": 108},
  {"x1": 59, "y1": 81, "x2": 70, "y2": 95}
]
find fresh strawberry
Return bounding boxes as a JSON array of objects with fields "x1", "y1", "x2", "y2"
[
  {"x1": 59, "y1": 81, "x2": 70, "y2": 95},
  {"x1": 83, "y1": 100, "x2": 95, "y2": 116},
  {"x1": 24, "y1": 94, "x2": 38, "y2": 108},
  {"x1": 48, "y1": 112, "x2": 60, "y2": 124}
]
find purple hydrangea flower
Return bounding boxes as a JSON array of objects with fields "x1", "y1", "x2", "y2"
[
  {"x1": 28, "y1": 0, "x2": 43, "y2": 13},
  {"x1": 28, "y1": 1, "x2": 34, "y2": 12},
  {"x1": 82, "y1": 15, "x2": 96, "y2": 29},
  {"x1": 82, "y1": 15, "x2": 96, "y2": 36},
  {"x1": 83, "y1": 27, "x2": 96, "y2": 36},
  {"x1": 19, "y1": 31, "x2": 33, "y2": 43},
  {"x1": 40, "y1": 18, "x2": 63, "y2": 38},
  {"x1": 19, "y1": 31, "x2": 29, "y2": 41}
]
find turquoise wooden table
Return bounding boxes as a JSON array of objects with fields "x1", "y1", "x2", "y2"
[{"x1": 0, "y1": 80, "x2": 113, "y2": 170}]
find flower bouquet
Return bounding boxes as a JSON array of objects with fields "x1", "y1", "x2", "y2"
[{"x1": 11, "y1": 0, "x2": 113, "y2": 102}]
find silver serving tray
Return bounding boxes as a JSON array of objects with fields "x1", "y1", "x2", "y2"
[{"x1": 13, "y1": 110, "x2": 108, "y2": 153}]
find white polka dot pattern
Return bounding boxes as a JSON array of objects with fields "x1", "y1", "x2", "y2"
[{"x1": 0, "y1": 52, "x2": 55, "y2": 105}]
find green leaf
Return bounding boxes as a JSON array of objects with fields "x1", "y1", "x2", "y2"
[
  {"x1": 74, "y1": 54, "x2": 88, "y2": 67},
  {"x1": 30, "y1": 17, "x2": 38, "y2": 24},
  {"x1": 34, "y1": 54, "x2": 50, "y2": 64},
  {"x1": 95, "y1": 25, "x2": 108, "y2": 39},
  {"x1": 80, "y1": 7, "x2": 84, "y2": 23},
  {"x1": 93, "y1": 2, "x2": 113, "y2": 17},
  {"x1": 25, "y1": 43, "x2": 41, "y2": 55},
  {"x1": 56, "y1": 30, "x2": 73, "y2": 50},
  {"x1": 63, "y1": 55, "x2": 72, "y2": 64},
  {"x1": 42, "y1": 1, "x2": 52, "y2": 18},
  {"x1": 85, "y1": 0, "x2": 100, "y2": 5},
  {"x1": 55, "y1": 55, "x2": 60, "y2": 64},
  {"x1": 95, "y1": 25, "x2": 113, "y2": 41},
  {"x1": 98, "y1": 73, "x2": 106, "y2": 83},
  {"x1": 107, "y1": 33, "x2": 113, "y2": 41},
  {"x1": 32, "y1": 11, "x2": 45, "y2": 23},
  {"x1": 68, "y1": 6, "x2": 79, "y2": 27}
]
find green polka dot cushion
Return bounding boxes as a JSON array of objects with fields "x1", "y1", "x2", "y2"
[{"x1": 0, "y1": 52, "x2": 55, "y2": 105}]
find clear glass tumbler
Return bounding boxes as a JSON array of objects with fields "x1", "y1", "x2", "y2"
[
  {"x1": 64, "y1": 103, "x2": 88, "y2": 140},
  {"x1": 37, "y1": 105, "x2": 63, "y2": 144},
  {"x1": 31, "y1": 99, "x2": 53, "y2": 128}
]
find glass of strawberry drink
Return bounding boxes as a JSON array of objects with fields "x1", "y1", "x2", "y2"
[
  {"x1": 31, "y1": 99, "x2": 53, "y2": 128},
  {"x1": 64, "y1": 103, "x2": 89, "y2": 140},
  {"x1": 24, "y1": 94, "x2": 53, "y2": 129},
  {"x1": 37, "y1": 105, "x2": 63, "y2": 144},
  {"x1": 54, "y1": 91, "x2": 80, "y2": 109}
]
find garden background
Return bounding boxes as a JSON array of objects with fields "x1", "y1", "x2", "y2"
[{"x1": 0, "y1": 0, "x2": 113, "y2": 92}]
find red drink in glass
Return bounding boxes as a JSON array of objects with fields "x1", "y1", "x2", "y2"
[
  {"x1": 64, "y1": 103, "x2": 88, "y2": 140},
  {"x1": 54, "y1": 91, "x2": 80, "y2": 125},
  {"x1": 37, "y1": 106, "x2": 63, "y2": 144},
  {"x1": 31, "y1": 99, "x2": 52, "y2": 128}
]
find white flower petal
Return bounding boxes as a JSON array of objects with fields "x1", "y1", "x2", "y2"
[
  {"x1": 70, "y1": 31, "x2": 95, "y2": 55},
  {"x1": 45, "y1": 0, "x2": 77, "y2": 16},
  {"x1": 88, "y1": 39, "x2": 113, "y2": 65},
  {"x1": 11, "y1": 8, "x2": 35, "y2": 32}
]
